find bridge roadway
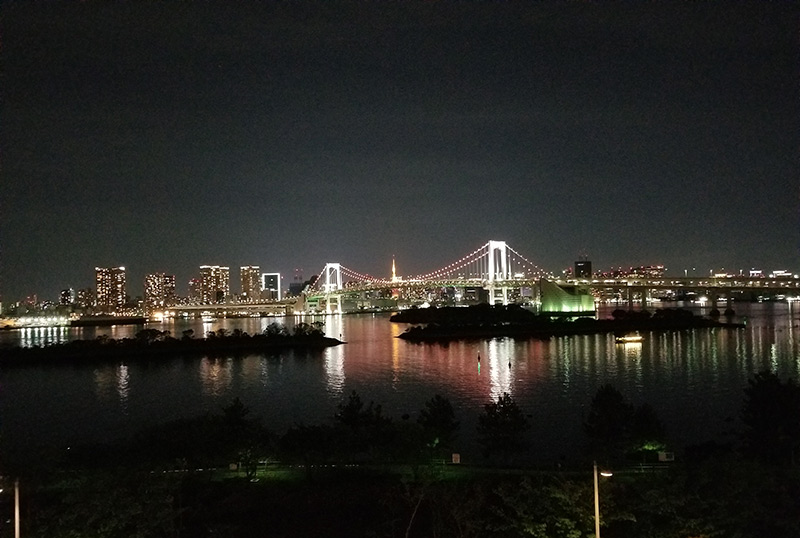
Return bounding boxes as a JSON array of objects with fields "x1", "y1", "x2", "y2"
[
  {"x1": 310, "y1": 275, "x2": 800, "y2": 294},
  {"x1": 306, "y1": 275, "x2": 800, "y2": 309},
  {"x1": 166, "y1": 300, "x2": 298, "y2": 317},
  {"x1": 563, "y1": 275, "x2": 800, "y2": 290}
]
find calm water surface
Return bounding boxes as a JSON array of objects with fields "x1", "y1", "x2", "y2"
[{"x1": 2, "y1": 303, "x2": 799, "y2": 463}]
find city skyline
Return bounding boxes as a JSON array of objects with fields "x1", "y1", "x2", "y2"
[
  {"x1": 10, "y1": 250, "x2": 799, "y2": 309},
  {"x1": 3, "y1": 3, "x2": 798, "y2": 302}
]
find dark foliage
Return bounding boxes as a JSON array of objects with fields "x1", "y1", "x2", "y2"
[
  {"x1": 584, "y1": 385, "x2": 668, "y2": 464},
  {"x1": 476, "y1": 392, "x2": 530, "y2": 462},
  {"x1": 631, "y1": 402, "x2": 667, "y2": 453},
  {"x1": 128, "y1": 397, "x2": 273, "y2": 471},
  {"x1": 11, "y1": 386, "x2": 800, "y2": 537},
  {"x1": 417, "y1": 394, "x2": 460, "y2": 454},
  {"x1": 333, "y1": 390, "x2": 397, "y2": 461},
  {"x1": 278, "y1": 423, "x2": 336, "y2": 478},
  {"x1": 740, "y1": 370, "x2": 800, "y2": 466},
  {"x1": 584, "y1": 384, "x2": 635, "y2": 463}
]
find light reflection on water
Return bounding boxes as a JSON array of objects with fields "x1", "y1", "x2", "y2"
[
  {"x1": 324, "y1": 347, "x2": 345, "y2": 396},
  {"x1": 486, "y1": 337, "x2": 513, "y2": 401},
  {"x1": 16, "y1": 326, "x2": 71, "y2": 348},
  {"x1": 1, "y1": 303, "x2": 799, "y2": 462},
  {"x1": 93, "y1": 363, "x2": 130, "y2": 411},
  {"x1": 117, "y1": 364, "x2": 130, "y2": 411},
  {"x1": 199, "y1": 357, "x2": 233, "y2": 397}
]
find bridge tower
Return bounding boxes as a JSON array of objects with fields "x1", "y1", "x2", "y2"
[
  {"x1": 486, "y1": 240, "x2": 510, "y2": 305},
  {"x1": 487, "y1": 240, "x2": 510, "y2": 282},
  {"x1": 323, "y1": 263, "x2": 342, "y2": 293},
  {"x1": 323, "y1": 263, "x2": 343, "y2": 313}
]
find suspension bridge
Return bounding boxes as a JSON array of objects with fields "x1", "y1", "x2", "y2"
[
  {"x1": 164, "y1": 239, "x2": 800, "y2": 316},
  {"x1": 301, "y1": 240, "x2": 549, "y2": 313}
]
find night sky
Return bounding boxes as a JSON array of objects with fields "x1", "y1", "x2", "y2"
[{"x1": 2, "y1": 2, "x2": 798, "y2": 301}]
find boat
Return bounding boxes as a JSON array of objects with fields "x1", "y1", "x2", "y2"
[{"x1": 615, "y1": 332, "x2": 643, "y2": 344}]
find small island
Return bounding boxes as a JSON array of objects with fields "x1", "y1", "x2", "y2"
[
  {"x1": 393, "y1": 304, "x2": 744, "y2": 342},
  {"x1": 0, "y1": 321, "x2": 342, "y2": 366}
]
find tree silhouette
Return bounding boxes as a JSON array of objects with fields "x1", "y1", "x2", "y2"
[
  {"x1": 477, "y1": 392, "x2": 530, "y2": 462},
  {"x1": 417, "y1": 394, "x2": 459, "y2": 454},
  {"x1": 631, "y1": 402, "x2": 667, "y2": 453},
  {"x1": 279, "y1": 423, "x2": 335, "y2": 479},
  {"x1": 293, "y1": 321, "x2": 324, "y2": 337},
  {"x1": 740, "y1": 370, "x2": 800, "y2": 466},
  {"x1": 263, "y1": 322, "x2": 288, "y2": 338},
  {"x1": 584, "y1": 384, "x2": 634, "y2": 463},
  {"x1": 334, "y1": 391, "x2": 395, "y2": 461}
]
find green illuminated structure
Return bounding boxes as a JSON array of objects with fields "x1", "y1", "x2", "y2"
[{"x1": 540, "y1": 279, "x2": 595, "y2": 314}]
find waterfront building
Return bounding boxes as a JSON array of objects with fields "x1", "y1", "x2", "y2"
[
  {"x1": 163, "y1": 274, "x2": 176, "y2": 305},
  {"x1": 76, "y1": 288, "x2": 95, "y2": 309},
  {"x1": 59, "y1": 288, "x2": 75, "y2": 305},
  {"x1": 95, "y1": 266, "x2": 126, "y2": 314},
  {"x1": 144, "y1": 273, "x2": 164, "y2": 312},
  {"x1": 240, "y1": 266, "x2": 262, "y2": 301},
  {"x1": 187, "y1": 278, "x2": 202, "y2": 304},
  {"x1": 262, "y1": 272, "x2": 281, "y2": 300},
  {"x1": 144, "y1": 273, "x2": 177, "y2": 314},
  {"x1": 199, "y1": 265, "x2": 230, "y2": 304}
]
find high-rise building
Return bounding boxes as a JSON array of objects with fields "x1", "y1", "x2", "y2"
[
  {"x1": 574, "y1": 260, "x2": 592, "y2": 278},
  {"x1": 261, "y1": 272, "x2": 281, "y2": 300},
  {"x1": 163, "y1": 274, "x2": 176, "y2": 305},
  {"x1": 287, "y1": 268, "x2": 304, "y2": 297},
  {"x1": 188, "y1": 278, "x2": 202, "y2": 303},
  {"x1": 95, "y1": 266, "x2": 126, "y2": 314},
  {"x1": 199, "y1": 265, "x2": 230, "y2": 304},
  {"x1": 144, "y1": 273, "x2": 177, "y2": 314},
  {"x1": 240, "y1": 266, "x2": 262, "y2": 301},
  {"x1": 144, "y1": 273, "x2": 164, "y2": 313},
  {"x1": 76, "y1": 288, "x2": 95, "y2": 309},
  {"x1": 59, "y1": 288, "x2": 75, "y2": 306}
]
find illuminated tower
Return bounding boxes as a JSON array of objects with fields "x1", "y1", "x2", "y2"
[
  {"x1": 199, "y1": 265, "x2": 230, "y2": 304},
  {"x1": 240, "y1": 266, "x2": 262, "y2": 301},
  {"x1": 391, "y1": 256, "x2": 401, "y2": 298},
  {"x1": 163, "y1": 274, "x2": 176, "y2": 305},
  {"x1": 144, "y1": 273, "x2": 177, "y2": 313},
  {"x1": 95, "y1": 266, "x2": 126, "y2": 314},
  {"x1": 76, "y1": 288, "x2": 95, "y2": 309},
  {"x1": 59, "y1": 288, "x2": 75, "y2": 305},
  {"x1": 144, "y1": 273, "x2": 165, "y2": 313}
]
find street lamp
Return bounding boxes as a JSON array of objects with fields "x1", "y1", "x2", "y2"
[
  {"x1": 593, "y1": 461, "x2": 612, "y2": 538},
  {"x1": 14, "y1": 478, "x2": 19, "y2": 538},
  {"x1": 0, "y1": 478, "x2": 20, "y2": 538}
]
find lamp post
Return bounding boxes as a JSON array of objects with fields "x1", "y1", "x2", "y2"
[
  {"x1": 0, "y1": 478, "x2": 20, "y2": 538},
  {"x1": 14, "y1": 478, "x2": 19, "y2": 538},
  {"x1": 593, "y1": 461, "x2": 612, "y2": 538}
]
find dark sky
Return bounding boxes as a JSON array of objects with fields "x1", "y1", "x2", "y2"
[{"x1": 2, "y1": 2, "x2": 798, "y2": 301}]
